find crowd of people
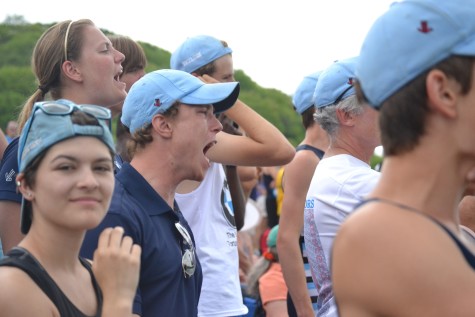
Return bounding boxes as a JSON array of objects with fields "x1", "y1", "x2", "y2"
[{"x1": 1, "y1": 0, "x2": 475, "y2": 316}]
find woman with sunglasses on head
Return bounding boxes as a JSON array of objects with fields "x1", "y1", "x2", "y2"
[
  {"x1": 0, "y1": 100, "x2": 141, "y2": 316},
  {"x1": 0, "y1": 19, "x2": 127, "y2": 254}
]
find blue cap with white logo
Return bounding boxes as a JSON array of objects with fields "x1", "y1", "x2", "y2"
[{"x1": 171, "y1": 35, "x2": 233, "y2": 74}]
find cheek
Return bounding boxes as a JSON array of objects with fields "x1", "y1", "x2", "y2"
[{"x1": 101, "y1": 175, "x2": 115, "y2": 198}]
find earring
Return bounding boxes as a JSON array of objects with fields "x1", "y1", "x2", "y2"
[{"x1": 16, "y1": 181, "x2": 21, "y2": 187}]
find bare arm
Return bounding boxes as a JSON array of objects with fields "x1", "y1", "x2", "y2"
[
  {"x1": 0, "y1": 201, "x2": 23, "y2": 253},
  {"x1": 264, "y1": 300, "x2": 289, "y2": 317},
  {"x1": 202, "y1": 81, "x2": 294, "y2": 166},
  {"x1": 277, "y1": 152, "x2": 319, "y2": 317},
  {"x1": 225, "y1": 165, "x2": 246, "y2": 230}
]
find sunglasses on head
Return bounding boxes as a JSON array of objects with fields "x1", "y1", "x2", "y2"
[
  {"x1": 18, "y1": 101, "x2": 112, "y2": 167},
  {"x1": 175, "y1": 221, "x2": 196, "y2": 278},
  {"x1": 34, "y1": 101, "x2": 111, "y2": 119}
]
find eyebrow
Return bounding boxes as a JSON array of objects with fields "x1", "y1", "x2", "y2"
[{"x1": 50, "y1": 155, "x2": 113, "y2": 164}]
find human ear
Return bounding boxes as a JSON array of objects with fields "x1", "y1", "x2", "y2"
[
  {"x1": 61, "y1": 60, "x2": 83, "y2": 83},
  {"x1": 16, "y1": 174, "x2": 34, "y2": 201},
  {"x1": 426, "y1": 69, "x2": 458, "y2": 119},
  {"x1": 151, "y1": 114, "x2": 173, "y2": 139},
  {"x1": 335, "y1": 107, "x2": 355, "y2": 127}
]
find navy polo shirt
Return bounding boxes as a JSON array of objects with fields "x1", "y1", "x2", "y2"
[
  {"x1": 81, "y1": 162, "x2": 202, "y2": 317},
  {"x1": 0, "y1": 138, "x2": 21, "y2": 204}
]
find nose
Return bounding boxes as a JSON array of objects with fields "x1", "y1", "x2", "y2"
[
  {"x1": 210, "y1": 113, "x2": 223, "y2": 134},
  {"x1": 115, "y1": 48, "x2": 125, "y2": 64},
  {"x1": 77, "y1": 167, "x2": 99, "y2": 190}
]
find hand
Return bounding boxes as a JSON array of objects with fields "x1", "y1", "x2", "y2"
[
  {"x1": 92, "y1": 227, "x2": 141, "y2": 305},
  {"x1": 217, "y1": 113, "x2": 242, "y2": 136},
  {"x1": 198, "y1": 74, "x2": 219, "y2": 84}
]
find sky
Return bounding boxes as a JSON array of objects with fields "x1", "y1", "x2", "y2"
[{"x1": 2, "y1": 0, "x2": 395, "y2": 96}]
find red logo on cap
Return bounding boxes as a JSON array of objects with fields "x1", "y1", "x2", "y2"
[
  {"x1": 418, "y1": 21, "x2": 433, "y2": 34},
  {"x1": 154, "y1": 99, "x2": 161, "y2": 107}
]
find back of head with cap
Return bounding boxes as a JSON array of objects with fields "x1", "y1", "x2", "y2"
[
  {"x1": 357, "y1": 0, "x2": 475, "y2": 109},
  {"x1": 171, "y1": 35, "x2": 233, "y2": 74},
  {"x1": 314, "y1": 57, "x2": 358, "y2": 109},
  {"x1": 121, "y1": 69, "x2": 240, "y2": 134},
  {"x1": 292, "y1": 71, "x2": 322, "y2": 115}
]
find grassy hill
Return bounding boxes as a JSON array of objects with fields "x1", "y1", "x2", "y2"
[{"x1": 0, "y1": 16, "x2": 304, "y2": 146}]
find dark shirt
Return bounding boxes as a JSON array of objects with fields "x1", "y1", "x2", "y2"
[
  {"x1": 0, "y1": 138, "x2": 21, "y2": 204},
  {"x1": 295, "y1": 144, "x2": 325, "y2": 159},
  {"x1": 81, "y1": 162, "x2": 203, "y2": 317},
  {"x1": 0, "y1": 247, "x2": 103, "y2": 317}
]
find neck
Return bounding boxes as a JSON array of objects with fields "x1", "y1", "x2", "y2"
[
  {"x1": 303, "y1": 123, "x2": 329, "y2": 151},
  {"x1": 131, "y1": 151, "x2": 178, "y2": 208},
  {"x1": 372, "y1": 151, "x2": 466, "y2": 224},
  {"x1": 325, "y1": 129, "x2": 376, "y2": 163},
  {"x1": 19, "y1": 226, "x2": 84, "y2": 270}
]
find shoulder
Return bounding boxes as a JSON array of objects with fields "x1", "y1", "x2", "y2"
[
  {"x1": 332, "y1": 202, "x2": 475, "y2": 316},
  {"x1": 0, "y1": 266, "x2": 57, "y2": 315},
  {"x1": 284, "y1": 151, "x2": 319, "y2": 188}
]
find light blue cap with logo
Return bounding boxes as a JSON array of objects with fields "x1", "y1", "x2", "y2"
[
  {"x1": 171, "y1": 35, "x2": 233, "y2": 74},
  {"x1": 292, "y1": 71, "x2": 322, "y2": 114},
  {"x1": 122, "y1": 69, "x2": 240, "y2": 133},
  {"x1": 357, "y1": 0, "x2": 475, "y2": 108},
  {"x1": 314, "y1": 57, "x2": 358, "y2": 108}
]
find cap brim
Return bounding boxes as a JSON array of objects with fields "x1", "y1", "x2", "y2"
[
  {"x1": 20, "y1": 198, "x2": 32, "y2": 235},
  {"x1": 180, "y1": 82, "x2": 240, "y2": 113}
]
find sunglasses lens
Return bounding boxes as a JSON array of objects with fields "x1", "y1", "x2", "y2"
[
  {"x1": 175, "y1": 222, "x2": 196, "y2": 278},
  {"x1": 182, "y1": 250, "x2": 196, "y2": 277},
  {"x1": 81, "y1": 105, "x2": 111, "y2": 119},
  {"x1": 42, "y1": 102, "x2": 71, "y2": 114}
]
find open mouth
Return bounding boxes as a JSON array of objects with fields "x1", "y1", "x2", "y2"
[
  {"x1": 203, "y1": 140, "x2": 217, "y2": 157},
  {"x1": 114, "y1": 67, "x2": 123, "y2": 82}
]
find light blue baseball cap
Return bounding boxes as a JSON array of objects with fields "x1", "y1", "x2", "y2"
[
  {"x1": 122, "y1": 69, "x2": 240, "y2": 133},
  {"x1": 292, "y1": 71, "x2": 322, "y2": 114},
  {"x1": 18, "y1": 99, "x2": 115, "y2": 234},
  {"x1": 314, "y1": 57, "x2": 358, "y2": 108},
  {"x1": 357, "y1": 0, "x2": 475, "y2": 109},
  {"x1": 170, "y1": 35, "x2": 233, "y2": 73}
]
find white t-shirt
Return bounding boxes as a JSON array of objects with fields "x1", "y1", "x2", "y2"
[
  {"x1": 304, "y1": 154, "x2": 380, "y2": 317},
  {"x1": 176, "y1": 162, "x2": 248, "y2": 317}
]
